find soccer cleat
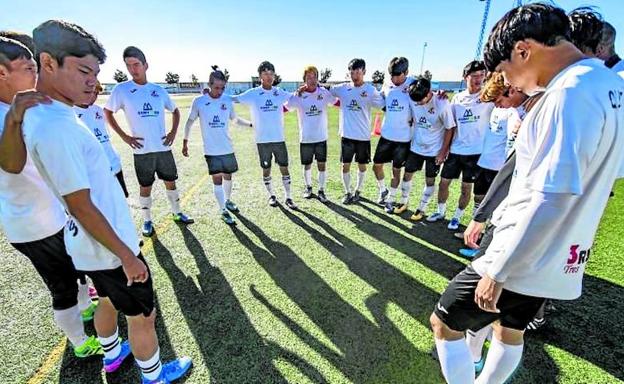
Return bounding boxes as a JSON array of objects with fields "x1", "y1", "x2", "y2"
[
  {"x1": 285, "y1": 198, "x2": 298, "y2": 210},
  {"x1": 393, "y1": 204, "x2": 409, "y2": 215},
  {"x1": 74, "y1": 335, "x2": 103, "y2": 358},
  {"x1": 221, "y1": 210, "x2": 236, "y2": 225},
  {"x1": 474, "y1": 356, "x2": 486, "y2": 376},
  {"x1": 459, "y1": 248, "x2": 480, "y2": 259},
  {"x1": 172, "y1": 213, "x2": 194, "y2": 224},
  {"x1": 409, "y1": 209, "x2": 424, "y2": 221},
  {"x1": 352, "y1": 191, "x2": 361, "y2": 203},
  {"x1": 525, "y1": 317, "x2": 546, "y2": 331},
  {"x1": 142, "y1": 221, "x2": 155, "y2": 237},
  {"x1": 81, "y1": 302, "x2": 98, "y2": 322},
  {"x1": 384, "y1": 202, "x2": 395, "y2": 214},
  {"x1": 342, "y1": 193, "x2": 353, "y2": 205},
  {"x1": 225, "y1": 199, "x2": 239, "y2": 213},
  {"x1": 142, "y1": 357, "x2": 193, "y2": 384},
  {"x1": 103, "y1": 339, "x2": 132, "y2": 373},
  {"x1": 377, "y1": 189, "x2": 389, "y2": 205},
  {"x1": 447, "y1": 218, "x2": 460, "y2": 230},
  {"x1": 544, "y1": 300, "x2": 557, "y2": 314},
  {"x1": 303, "y1": 186, "x2": 313, "y2": 199},
  {"x1": 268, "y1": 195, "x2": 278, "y2": 207},
  {"x1": 454, "y1": 232, "x2": 465, "y2": 240},
  {"x1": 317, "y1": 190, "x2": 328, "y2": 203},
  {"x1": 426, "y1": 212, "x2": 445, "y2": 222}
]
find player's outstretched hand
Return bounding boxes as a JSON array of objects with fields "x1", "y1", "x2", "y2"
[
  {"x1": 464, "y1": 220, "x2": 484, "y2": 249},
  {"x1": 7, "y1": 90, "x2": 51, "y2": 125},
  {"x1": 123, "y1": 256, "x2": 149, "y2": 286},
  {"x1": 123, "y1": 134, "x2": 144, "y2": 149},
  {"x1": 475, "y1": 275, "x2": 503, "y2": 313}
]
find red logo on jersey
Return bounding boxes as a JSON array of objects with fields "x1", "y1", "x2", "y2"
[{"x1": 564, "y1": 244, "x2": 591, "y2": 274}]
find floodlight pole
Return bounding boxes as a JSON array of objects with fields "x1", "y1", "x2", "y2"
[{"x1": 420, "y1": 42, "x2": 428, "y2": 75}]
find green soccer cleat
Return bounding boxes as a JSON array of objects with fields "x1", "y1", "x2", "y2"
[{"x1": 74, "y1": 335, "x2": 103, "y2": 358}]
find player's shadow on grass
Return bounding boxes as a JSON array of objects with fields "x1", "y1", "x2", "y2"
[{"x1": 233, "y1": 211, "x2": 444, "y2": 384}]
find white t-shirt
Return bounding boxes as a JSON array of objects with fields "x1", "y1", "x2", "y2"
[
  {"x1": 22, "y1": 101, "x2": 141, "y2": 271},
  {"x1": 0, "y1": 102, "x2": 67, "y2": 243},
  {"x1": 287, "y1": 87, "x2": 335, "y2": 144},
  {"x1": 105, "y1": 81, "x2": 177, "y2": 155},
  {"x1": 330, "y1": 83, "x2": 384, "y2": 141},
  {"x1": 472, "y1": 59, "x2": 624, "y2": 300},
  {"x1": 450, "y1": 90, "x2": 494, "y2": 155},
  {"x1": 505, "y1": 106, "x2": 525, "y2": 156},
  {"x1": 74, "y1": 104, "x2": 122, "y2": 173},
  {"x1": 234, "y1": 86, "x2": 290, "y2": 144},
  {"x1": 187, "y1": 94, "x2": 238, "y2": 156},
  {"x1": 410, "y1": 96, "x2": 455, "y2": 157},
  {"x1": 380, "y1": 79, "x2": 415, "y2": 142},
  {"x1": 477, "y1": 107, "x2": 516, "y2": 171}
]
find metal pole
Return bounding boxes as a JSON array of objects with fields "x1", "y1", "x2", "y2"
[{"x1": 420, "y1": 42, "x2": 428, "y2": 75}]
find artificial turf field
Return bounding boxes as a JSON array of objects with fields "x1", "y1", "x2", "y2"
[{"x1": 1, "y1": 94, "x2": 623, "y2": 384}]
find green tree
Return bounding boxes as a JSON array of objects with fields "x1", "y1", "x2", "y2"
[
  {"x1": 165, "y1": 72, "x2": 180, "y2": 84},
  {"x1": 191, "y1": 74, "x2": 198, "y2": 85},
  {"x1": 423, "y1": 70, "x2": 433, "y2": 81},
  {"x1": 113, "y1": 69, "x2": 128, "y2": 83},
  {"x1": 320, "y1": 68, "x2": 332, "y2": 83},
  {"x1": 372, "y1": 70, "x2": 385, "y2": 85}
]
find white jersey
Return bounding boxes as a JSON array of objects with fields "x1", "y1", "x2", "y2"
[
  {"x1": 187, "y1": 94, "x2": 237, "y2": 156},
  {"x1": 505, "y1": 106, "x2": 526, "y2": 156},
  {"x1": 380, "y1": 79, "x2": 414, "y2": 143},
  {"x1": 472, "y1": 59, "x2": 624, "y2": 300},
  {"x1": 330, "y1": 83, "x2": 384, "y2": 141},
  {"x1": 23, "y1": 101, "x2": 141, "y2": 271},
  {"x1": 410, "y1": 96, "x2": 455, "y2": 157},
  {"x1": 105, "y1": 81, "x2": 177, "y2": 155},
  {"x1": 0, "y1": 102, "x2": 67, "y2": 243},
  {"x1": 287, "y1": 87, "x2": 335, "y2": 144},
  {"x1": 234, "y1": 86, "x2": 290, "y2": 144},
  {"x1": 477, "y1": 107, "x2": 516, "y2": 171},
  {"x1": 450, "y1": 90, "x2": 494, "y2": 155},
  {"x1": 74, "y1": 104, "x2": 122, "y2": 173}
]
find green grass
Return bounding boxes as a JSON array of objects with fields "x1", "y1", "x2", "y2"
[{"x1": 1, "y1": 95, "x2": 623, "y2": 383}]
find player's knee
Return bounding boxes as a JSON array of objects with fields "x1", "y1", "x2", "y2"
[
  {"x1": 429, "y1": 312, "x2": 446, "y2": 337},
  {"x1": 492, "y1": 323, "x2": 524, "y2": 345}
]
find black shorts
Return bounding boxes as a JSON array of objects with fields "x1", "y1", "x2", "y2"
[
  {"x1": 133, "y1": 151, "x2": 178, "y2": 187},
  {"x1": 474, "y1": 166, "x2": 499, "y2": 196},
  {"x1": 405, "y1": 152, "x2": 441, "y2": 178},
  {"x1": 373, "y1": 137, "x2": 410, "y2": 167},
  {"x1": 115, "y1": 170, "x2": 129, "y2": 198},
  {"x1": 434, "y1": 264, "x2": 546, "y2": 332},
  {"x1": 82, "y1": 253, "x2": 154, "y2": 317},
  {"x1": 300, "y1": 141, "x2": 327, "y2": 165},
  {"x1": 204, "y1": 153, "x2": 239, "y2": 175},
  {"x1": 257, "y1": 142, "x2": 289, "y2": 169},
  {"x1": 12, "y1": 230, "x2": 80, "y2": 310},
  {"x1": 440, "y1": 153, "x2": 480, "y2": 182},
  {"x1": 341, "y1": 137, "x2": 371, "y2": 164}
]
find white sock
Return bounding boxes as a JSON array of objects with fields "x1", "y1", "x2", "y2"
[
  {"x1": 214, "y1": 184, "x2": 226, "y2": 211},
  {"x1": 356, "y1": 171, "x2": 366, "y2": 192},
  {"x1": 99, "y1": 328, "x2": 121, "y2": 360},
  {"x1": 434, "y1": 338, "x2": 475, "y2": 384},
  {"x1": 139, "y1": 196, "x2": 153, "y2": 222},
  {"x1": 475, "y1": 337, "x2": 523, "y2": 384},
  {"x1": 453, "y1": 208, "x2": 465, "y2": 221},
  {"x1": 466, "y1": 325, "x2": 492, "y2": 363},
  {"x1": 165, "y1": 189, "x2": 181, "y2": 214},
  {"x1": 223, "y1": 178, "x2": 233, "y2": 201},
  {"x1": 387, "y1": 187, "x2": 397, "y2": 203},
  {"x1": 419, "y1": 185, "x2": 435, "y2": 212},
  {"x1": 263, "y1": 176, "x2": 274, "y2": 196},
  {"x1": 438, "y1": 202, "x2": 447, "y2": 216},
  {"x1": 136, "y1": 347, "x2": 163, "y2": 381},
  {"x1": 77, "y1": 281, "x2": 92, "y2": 312},
  {"x1": 376, "y1": 178, "x2": 387, "y2": 193},
  {"x1": 342, "y1": 172, "x2": 351, "y2": 194},
  {"x1": 282, "y1": 175, "x2": 292, "y2": 199},
  {"x1": 303, "y1": 167, "x2": 312, "y2": 187},
  {"x1": 399, "y1": 180, "x2": 413, "y2": 204},
  {"x1": 318, "y1": 171, "x2": 327, "y2": 191},
  {"x1": 53, "y1": 305, "x2": 88, "y2": 348}
]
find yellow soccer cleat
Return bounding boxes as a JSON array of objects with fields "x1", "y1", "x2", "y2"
[
  {"x1": 410, "y1": 209, "x2": 425, "y2": 221},
  {"x1": 393, "y1": 204, "x2": 409, "y2": 214}
]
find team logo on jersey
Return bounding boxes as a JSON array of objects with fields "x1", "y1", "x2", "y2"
[
  {"x1": 317, "y1": 94, "x2": 324, "y2": 100},
  {"x1": 419, "y1": 116, "x2": 428, "y2": 124},
  {"x1": 221, "y1": 103, "x2": 227, "y2": 110},
  {"x1": 463, "y1": 109, "x2": 473, "y2": 118},
  {"x1": 310, "y1": 105, "x2": 318, "y2": 113},
  {"x1": 138, "y1": 102, "x2": 159, "y2": 117},
  {"x1": 213, "y1": 115, "x2": 221, "y2": 123},
  {"x1": 391, "y1": 99, "x2": 399, "y2": 107},
  {"x1": 95, "y1": 111, "x2": 103, "y2": 120},
  {"x1": 428, "y1": 107, "x2": 435, "y2": 114},
  {"x1": 273, "y1": 90, "x2": 279, "y2": 97},
  {"x1": 130, "y1": 89, "x2": 137, "y2": 93},
  {"x1": 143, "y1": 103, "x2": 153, "y2": 111},
  {"x1": 458, "y1": 108, "x2": 479, "y2": 124},
  {"x1": 265, "y1": 100, "x2": 273, "y2": 107},
  {"x1": 347, "y1": 99, "x2": 361, "y2": 111},
  {"x1": 205, "y1": 102, "x2": 211, "y2": 106},
  {"x1": 93, "y1": 127, "x2": 103, "y2": 138},
  {"x1": 360, "y1": 91, "x2": 368, "y2": 98},
  {"x1": 77, "y1": 113, "x2": 83, "y2": 118},
  {"x1": 565, "y1": 244, "x2": 591, "y2": 274},
  {"x1": 609, "y1": 89, "x2": 623, "y2": 109},
  {"x1": 151, "y1": 90, "x2": 159, "y2": 97}
]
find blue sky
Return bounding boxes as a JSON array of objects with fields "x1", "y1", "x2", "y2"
[{"x1": 5, "y1": 0, "x2": 624, "y2": 82}]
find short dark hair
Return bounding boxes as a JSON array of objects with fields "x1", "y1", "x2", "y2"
[
  {"x1": 600, "y1": 21, "x2": 616, "y2": 52},
  {"x1": 123, "y1": 46, "x2": 146, "y2": 64},
  {"x1": 209, "y1": 65, "x2": 227, "y2": 84},
  {"x1": 348, "y1": 58, "x2": 366, "y2": 71},
  {"x1": 0, "y1": 31, "x2": 35, "y2": 54},
  {"x1": 257, "y1": 61, "x2": 275, "y2": 74},
  {"x1": 407, "y1": 77, "x2": 431, "y2": 103},
  {"x1": 388, "y1": 57, "x2": 409, "y2": 76},
  {"x1": 568, "y1": 7, "x2": 604, "y2": 55},
  {"x1": 0, "y1": 37, "x2": 33, "y2": 68},
  {"x1": 483, "y1": 3, "x2": 570, "y2": 72},
  {"x1": 462, "y1": 60, "x2": 486, "y2": 78},
  {"x1": 32, "y1": 20, "x2": 106, "y2": 67}
]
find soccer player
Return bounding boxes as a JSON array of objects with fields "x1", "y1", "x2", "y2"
[
  {"x1": 289, "y1": 65, "x2": 336, "y2": 203},
  {"x1": 104, "y1": 46, "x2": 193, "y2": 237},
  {"x1": 395, "y1": 77, "x2": 455, "y2": 220},
  {"x1": 597, "y1": 22, "x2": 624, "y2": 73},
  {"x1": 372, "y1": 57, "x2": 414, "y2": 212},
  {"x1": 430, "y1": 5, "x2": 624, "y2": 383},
  {"x1": 426, "y1": 60, "x2": 494, "y2": 231},
  {"x1": 182, "y1": 66, "x2": 252, "y2": 225},
  {"x1": 0, "y1": 34, "x2": 101, "y2": 359},
  {"x1": 232, "y1": 61, "x2": 297, "y2": 209},
  {"x1": 569, "y1": 7, "x2": 604, "y2": 58},
  {"x1": 75, "y1": 81, "x2": 129, "y2": 197},
  {"x1": 21, "y1": 20, "x2": 192, "y2": 383},
  {"x1": 329, "y1": 58, "x2": 384, "y2": 204}
]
